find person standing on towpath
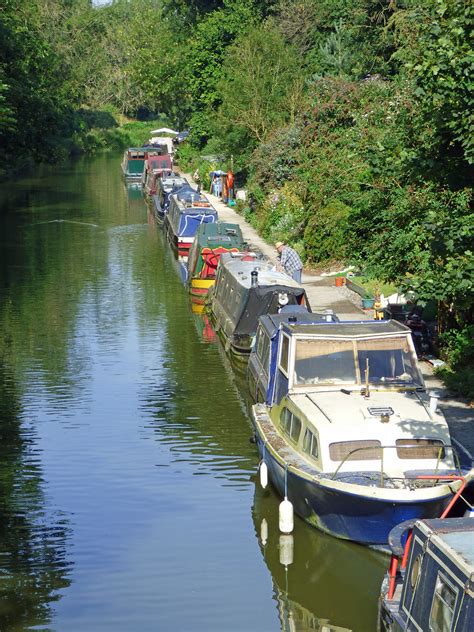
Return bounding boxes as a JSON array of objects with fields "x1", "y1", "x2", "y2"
[{"x1": 275, "y1": 241, "x2": 303, "y2": 283}]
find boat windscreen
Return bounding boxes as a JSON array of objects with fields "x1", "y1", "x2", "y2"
[{"x1": 294, "y1": 336, "x2": 422, "y2": 386}]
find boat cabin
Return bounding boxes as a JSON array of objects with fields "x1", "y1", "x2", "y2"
[
  {"x1": 121, "y1": 147, "x2": 155, "y2": 181},
  {"x1": 152, "y1": 176, "x2": 189, "y2": 221},
  {"x1": 187, "y1": 222, "x2": 245, "y2": 304},
  {"x1": 379, "y1": 517, "x2": 474, "y2": 631},
  {"x1": 142, "y1": 154, "x2": 174, "y2": 195},
  {"x1": 164, "y1": 188, "x2": 218, "y2": 257},
  {"x1": 248, "y1": 310, "x2": 339, "y2": 403},
  {"x1": 209, "y1": 252, "x2": 310, "y2": 356}
]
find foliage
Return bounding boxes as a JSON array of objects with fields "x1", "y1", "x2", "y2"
[{"x1": 436, "y1": 325, "x2": 474, "y2": 399}]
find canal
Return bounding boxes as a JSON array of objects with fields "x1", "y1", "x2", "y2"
[{"x1": 0, "y1": 154, "x2": 386, "y2": 632}]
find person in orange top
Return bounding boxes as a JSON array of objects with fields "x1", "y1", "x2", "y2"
[{"x1": 226, "y1": 170, "x2": 234, "y2": 200}]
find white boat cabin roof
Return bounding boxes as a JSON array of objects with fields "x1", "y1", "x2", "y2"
[{"x1": 219, "y1": 252, "x2": 303, "y2": 290}]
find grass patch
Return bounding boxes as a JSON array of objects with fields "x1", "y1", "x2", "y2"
[{"x1": 347, "y1": 276, "x2": 398, "y2": 297}]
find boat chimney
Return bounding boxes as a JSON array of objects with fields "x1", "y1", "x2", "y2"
[{"x1": 251, "y1": 269, "x2": 258, "y2": 287}]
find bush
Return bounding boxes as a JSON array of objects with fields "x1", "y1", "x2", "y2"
[{"x1": 436, "y1": 325, "x2": 474, "y2": 399}]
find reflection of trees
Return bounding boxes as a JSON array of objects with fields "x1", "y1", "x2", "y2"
[
  {"x1": 0, "y1": 363, "x2": 71, "y2": 631},
  {"x1": 252, "y1": 483, "x2": 387, "y2": 632},
  {"x1": 136, "y1": 225, "x2": 257, "y2": 482}
]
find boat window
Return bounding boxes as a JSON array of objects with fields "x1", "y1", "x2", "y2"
[
  {"x1": 279, "y1": 334, "x2": 290, "y2": 375},
  {"x1": 356, "y1": 338, "x2": 422, "y2": 386},
  {"x1": 329, "y1": 440, "x2": 382, "y2": 461},
  {"x1": 294, "y1": 340, "x2": 356, "y2": 384},
  {"x1": 430, "y1": 573, "x2": 457, "y2": 632},
  {"x1": 303, "y1": 429, "x2": 319, "y2": 459},
  {"x1": 396, "y1": 439, "x2": 445, "y2": 459},
  {"x1": 280, "y1": 408, "x2": 302, "y2": 444},
  {"x1": 256, "y1": 329, "x2": 270, "y2": 364}
]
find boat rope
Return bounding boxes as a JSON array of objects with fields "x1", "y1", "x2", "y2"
[{"x1": 284, "y1": 464, "x2": 288, "y2": 498}]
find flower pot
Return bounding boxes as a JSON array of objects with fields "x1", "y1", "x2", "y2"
[
  {"x1": 362, "y1": 297, "x2": 375, "y2": 309},
  {"x1": 335, "y1": 277, "x2": 345, "y2": 287}
]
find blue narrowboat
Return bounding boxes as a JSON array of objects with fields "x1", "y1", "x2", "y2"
[
  {"x1": 164, "y1": 187, "x2": 218, "y2": 257},
  {"x1": 379, "y1": 517, "x2": 474, "y2": 631},
  {"x1": 151, "y1": 176, "x2": 189, "y2": 223},
  {"x1": 251, "y1": 319, "x2": 474, "y2": 546}
]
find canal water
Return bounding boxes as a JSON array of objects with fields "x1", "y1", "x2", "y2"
[{"x1": 0, "y1": 154, "x2": 386, "y2": 632}]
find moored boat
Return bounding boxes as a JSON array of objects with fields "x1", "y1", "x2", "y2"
[
  {"x1": 251, "y1": 319, "x2": 474, "y2": 546},
  {"x1": 378, "y1": 517, "x2": 474, "y2": 631},
  {"x1": 151, "y1": 176, "x2": 188, "y2": 223},
  {"x1": 208, "y1": 252, "x2": 310, "y2": 358},
  {"x1": 187, "y1": 222, "x2": 245, "y2": 304},
  {"x1": 164, "y1": 187, "x2": 217, "y2": 258},
  {"x1": 121, "y1": 147, "x2": 151, "y2": 182},
  {"x1": 142, "y1": 154, "x2": 174, "y2": 196}
]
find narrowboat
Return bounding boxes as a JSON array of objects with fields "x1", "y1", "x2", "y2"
[
  {"x1": 142, "y1": 154, "x2": 174, "y2": 196},
  {"x1": 151, "y1": 176, "x2": 188, "y2": 223},
  {"x1": 248, "y1": 310, "x2": 339, "y2": 403},
  {"x1": 121, "y1": 147, "x2": 150, "y2": 182},
  {"x1": 187, "y1": 222, "x2": 245, "y2": 305},
  {"x1": 251, "y1": 319, "x2": 474, "y2": 546},
  {"x1": 164, "y1": 188, "x2": 217, "y2": 258},
  {"x1": 208, "y1": 252, "x2": 310, "y2": 358},
  {"x1": 379, "y1": 517, "x2": 474, "y2": 631}
]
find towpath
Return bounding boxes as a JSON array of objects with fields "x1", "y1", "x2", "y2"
[
  {"x1": 178, "y1": 172, "x2": 474, "y2": 452},
  {"x1": 185, "y1": 178, "x2": 369, "y2": 321}
]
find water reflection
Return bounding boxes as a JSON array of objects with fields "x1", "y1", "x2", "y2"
[{"x1": 253, "y1": 482, "x2": 386, "y2": 632}]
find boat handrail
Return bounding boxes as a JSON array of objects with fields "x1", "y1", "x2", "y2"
[{"x1": 330, "y1": 442, "x2": 462, "y2": 486}]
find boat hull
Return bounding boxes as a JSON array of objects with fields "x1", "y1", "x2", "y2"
[
  {"x1": 254, "y1": 431, "x2": 454, "y2": 547},
  {"x1": 189, "y1": 278, "x2": 215, "y2": 304}
]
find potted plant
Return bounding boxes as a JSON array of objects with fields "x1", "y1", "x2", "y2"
[{"x1": 361, "y1": 294, "x2": 375, "y2": 309}]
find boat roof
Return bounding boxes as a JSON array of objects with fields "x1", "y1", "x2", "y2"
[
  {"x1": 416, "y1": 518, "x2": 474, "y2": 569},
  {"x1": 258, "y1": 311, "x2": 339, "y2": 336},
  {"x1": 145, "y1": 155, "x2": 171, "y2": 166},
  {"x1": 194, "y1": 222, "x2": 244, "y2": 248},
  {"x1": 280, "y1": 319, "x2": 411, "y2": 338},
  {"x1": 219, "y1": 252, "x2": 303, "y2": 290},
  {"x1": 160, "y1": 176, "x2": 188, "y2": 188}
]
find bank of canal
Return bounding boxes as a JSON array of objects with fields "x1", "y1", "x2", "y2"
[{"x1": 0, "y1": 154, "x2": 386, "y2": 632}]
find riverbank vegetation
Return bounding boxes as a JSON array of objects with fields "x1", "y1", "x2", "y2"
[{"x1": 1, "y1": 0, "x2": 472, "y2": 395}]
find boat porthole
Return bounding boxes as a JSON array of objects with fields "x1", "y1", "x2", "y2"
[{"x1": 411, "y1": 554, "x2": 422, "y2": 588}]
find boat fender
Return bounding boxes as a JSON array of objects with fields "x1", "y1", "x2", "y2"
[
  {"x1": 259, "y1": 460, "x2": 268, "y2": 489},
  {"x1": 260, "y1": 518, "x2": 268, "y2": 546},
  {"x1": 279, "y1": 497, "x2": 294, "y2": 534},
  {"x1": 279, "y1": 534, "x2": 294, "y2": 566}
]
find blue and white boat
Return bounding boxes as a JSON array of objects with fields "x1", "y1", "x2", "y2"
[
  {"x1": 379, "y1": 517, "x2": 474, "y2": 631},
  {"x1": 151, "y1": 176, "x2": 188, "y2": 223},
  {"x1": 164, "y1": 187, "x2": 217, "y2": 257},
  {"x1": 251, "y1": 319, "x2": 474, "y2": 546},
  {"x1": 248, "y1": 310, "x2": 339, "y2": 403}
]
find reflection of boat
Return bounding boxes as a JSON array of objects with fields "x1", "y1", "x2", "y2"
[
  {"x1": 248, "y1": 311, "x2": 339, "y2": 403},
  {"x1": 252, "y1": 482, "x2": 385, "y2": 631},
  {"x1": 208, "y1": 252, "x2": 310, "y2": 359},
  {"x1": 251, "y1": 319, "x2": 474, "y2": 546},
  {"x1": 187, "y1": 222, "x2": 245, "y2": 305},
  {"x1": 190, "y1": 305, "x2": 217, "y2": 343},
  {"x1": 164, "y1": 187, "x2": 217, "y2": 257},
  {"x1": 151, "y1": 176, "x2": 188, "y2": 223},
  {"x1": 379, "y1": 517, "x2": 474, "y2": 631}
]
